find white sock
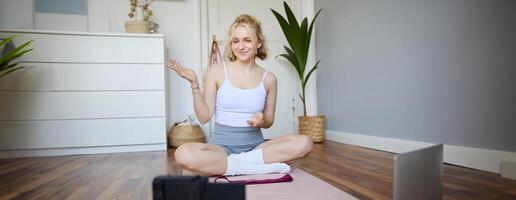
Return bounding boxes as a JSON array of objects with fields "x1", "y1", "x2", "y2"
[
  {"x1": 224, "y1": 154, "x2": 290, "y2": 176},
  {"x1": 231, "y1": 149, "x2": 264, "y2": 164}
]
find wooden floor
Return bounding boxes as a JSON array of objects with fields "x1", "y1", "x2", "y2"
[{"x1": 1, "y1": 141, "x2": 515, "y2": 200}]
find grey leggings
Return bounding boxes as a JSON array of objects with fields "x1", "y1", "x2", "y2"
[{"x1": 208, "y1": 123, "x2": 265, "y2": 155}]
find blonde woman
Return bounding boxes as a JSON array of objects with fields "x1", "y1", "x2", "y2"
[{"x1": 167, "y1": 14, "x2": 313, "y2": 176}]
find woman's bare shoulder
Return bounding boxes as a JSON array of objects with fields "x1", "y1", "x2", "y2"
[{"x1": 263, "y1": 70, "x2": 277, "y2": 88}]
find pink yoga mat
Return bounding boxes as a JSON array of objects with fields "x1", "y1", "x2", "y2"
[{"x1": 213, "y1": 168, "x2": 358, "y2": 200}]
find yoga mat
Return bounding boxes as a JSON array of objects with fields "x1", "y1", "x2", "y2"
[{"x1": 214, "y1": 168, "x2": 358, "y2": 200}]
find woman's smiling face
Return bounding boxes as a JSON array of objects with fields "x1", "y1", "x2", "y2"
[{"x1": 230, "y1": 25, "x2": 261, "y2": 62}]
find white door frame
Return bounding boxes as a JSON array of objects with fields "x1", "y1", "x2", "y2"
[{"x1": 196, "y1": 0, "x2": 317, "y2": 135}]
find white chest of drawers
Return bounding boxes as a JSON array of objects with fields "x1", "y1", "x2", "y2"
[{"x1": 0, "y1": 30, "x2": 167, "y2": 158}]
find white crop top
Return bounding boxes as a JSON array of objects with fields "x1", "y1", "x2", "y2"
[{"x1": 215, "y1": 62, "x2": 268, "y2": 127}]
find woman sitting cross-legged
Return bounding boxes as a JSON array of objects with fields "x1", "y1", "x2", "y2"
[{"x1": 167, "y1": 14, "x2": 313, "y2": 176}]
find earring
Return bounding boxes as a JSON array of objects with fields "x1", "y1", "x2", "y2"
[{"x1": 256, "y1": 48, "x2": 260, "y2": 54}]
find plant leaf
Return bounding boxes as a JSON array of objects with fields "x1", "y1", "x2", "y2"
[
  {"x1": 0, "y1": 40, "x2": 33, "y2": 64},
  {"x1": 276, "y1": 53, "x2": 297, "y2": 69},
  {"x1": 270, "y1": 8, "x2": 295, "y2": 49},
  {"x1": 0, "y1": 48, "x2": 32, "y2": 67},
  {"x1": 1, "y1": 37, "x2": 33, "y2": 80},
  {"x1": 0, "y1": 66, "x2": 24, "y2": 79},
  {"x1": 0, "y1": 36, "x2": 16, "y2": 48},
  {"x1": 1, "y1": 62, "x2": 20, "y2": 71},
  {"x1": 283, "y1": 1, "x2": 300, "y2": 34},
  {"x1": 282, "y1": 1, "x2": 304, "y2": 63},
  {"x1": 299, "y1": 17, "x2": 308, "y2": 65},
  {"x1": 284, "y1": 46, "x2": 304, "y2": 81},
  {"x1": 303, "y1": 60, "x2": 321, "y2": 88},
  {"x1": 306, "y1": 8, "x2": 322, "y2": 53}
]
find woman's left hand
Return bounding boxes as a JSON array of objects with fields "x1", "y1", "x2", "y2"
[{"x1": 247, "y1": 112, "x2": 264, "y2": 127}]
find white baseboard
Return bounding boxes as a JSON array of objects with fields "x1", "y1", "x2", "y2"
[
  {"x1": 501, "y1": 161, "x2": 516, "y2": 180},
  {"x1": 326, "y1": 130, "x2": 516, "y2": 174},
  {"x1": 0, "y1": 143, "x2": 167, "y2": 159}
]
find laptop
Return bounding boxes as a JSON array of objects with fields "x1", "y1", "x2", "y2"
[{"x1": 393, "y1": 144, "x2": 443, "y2": 200}]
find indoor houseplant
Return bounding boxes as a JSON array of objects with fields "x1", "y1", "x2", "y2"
[
  {"x1": 0, "y1": 36, "x2": 33, "y2": 79},
  {"x1": 271, "y1": 2, "x2": 325, "y2": 142}
]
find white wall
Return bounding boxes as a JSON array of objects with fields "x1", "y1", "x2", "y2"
[
  {"x1": 0, "y1": 0, "x2": 34, "y2": 29},
  {"x1": 35, "y1": 12, "x2": 88, "y2": 31},
  {"x1": 0, "y1": 0, "x2": 202, "y2": 130},
  {"x1": 87, "y1": 0, "x2": 202, "y2": 129}
]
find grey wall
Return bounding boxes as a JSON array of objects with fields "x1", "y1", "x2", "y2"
[{"x1": 315, "y1": 0, "x2": 516, "y2": 152}]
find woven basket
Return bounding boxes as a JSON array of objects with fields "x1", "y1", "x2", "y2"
[
  {"x1": 298, "y1": 115, "x2": 326, "y2": 143},
  {"x1": 168, "y1": 123, "x2": 206, "y2": 148}
]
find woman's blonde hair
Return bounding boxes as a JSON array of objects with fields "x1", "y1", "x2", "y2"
[{"x1": 223, "y1": 14, "x2": 268, "y2": 61}]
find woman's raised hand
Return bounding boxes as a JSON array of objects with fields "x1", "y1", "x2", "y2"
[{"x1": 166, "y1": 59, "x2": 199, "y2": 87}]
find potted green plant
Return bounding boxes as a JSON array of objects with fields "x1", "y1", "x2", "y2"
[
  {"x1": 1, "y1": 36, "x2": 33, "y2": 79},
  {"x1": 271, "y1": 2, "x2": 325, "y2": 142}
]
